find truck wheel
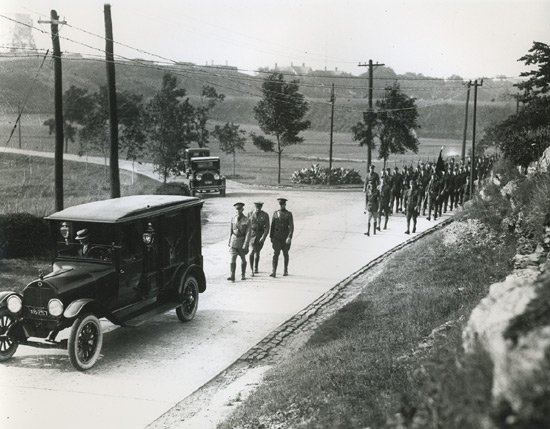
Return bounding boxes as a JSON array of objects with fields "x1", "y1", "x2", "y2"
[
  {"x1": 176, "y1": 275, "x2": 199, "y2": 322},
  {"x1": 68, "y1": 313, "x2": 103, "y2": 371},
  {"x1": 0, "y1": 310, "x2": 18, "y2": 361}
]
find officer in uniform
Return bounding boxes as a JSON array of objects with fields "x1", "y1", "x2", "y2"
[
  {"x1": 270, "y1": 198, "x2": 294, "y2": 277},
  {"x1": 228, "y1": 202, "x2": 250, "y2": 282},
  {"x1": 248, "y1": 201, "x2": 270, "y2": 276},
  {"x1": 364, "y1": 182, "x2": 380, "y2": 236},
  {"x1": 405, "y1": 178, "x2": 421, "y2": 234}
]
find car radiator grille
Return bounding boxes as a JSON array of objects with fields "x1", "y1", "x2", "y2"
[{"x1": 23, "y1": 283, "x2": 56, "y2": 319}]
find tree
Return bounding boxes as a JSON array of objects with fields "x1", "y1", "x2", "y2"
[
  {"x1": 146, "y1": 73, "x2": 195, "y2": 183},
  {"x1": 375, "y1": 83, "x2": 420, "y2": 166},
  {"x1": 213, "y1": 122, "x2": 246, "y2": 177},
  {"x1": 480, "y1": 41, "x2": 550, "y2": 168},
  {"x1": 516, "y1": 41, "x2": 550, "y2": 99},
  {"x1": 79, "y1": 87, "x2": 145, "y2": 172},
  {"x1": 481, "y1": 96, "x2": 550, "y2": 168},
  {"x1": 252, "y1": 73, "x2": 310, "y2": 184},
  {"x1": 43, "y1": 86, "x2": 94, "y2": 153},
  {"x1": 195, "y1": 86, "x2": 225, "y2": 148}
]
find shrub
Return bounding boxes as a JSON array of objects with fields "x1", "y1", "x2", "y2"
[
  {"x1": 290, "y1": 164, "x2": 363, "y2": 185},
  {"x1": 0, "y1": 213, "x2": 51, "y2": 258},
  {"x1": 154, "y1": 182, "x2": 190, "y2": 196}
]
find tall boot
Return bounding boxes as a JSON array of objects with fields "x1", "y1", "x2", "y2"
[
  {"x1": 227, "y1": 263, "x2": 236, "y2": 282},
  {"x1": 241, "y1": 262, "x2": 247, "y2": 280},
  {"x1": 384, "y1": 216, "x2": 388, "y2": 230},
  {"x1": 364, "y1": 223, "x2": 370, "y2": 236},
  {"x1": 283, "y1": 254, "x2": 289, "y2": 276},
  {"x1": 249, "y1": 254, "x2": 255, "y2": 276},
  {"x1": 270, "y1": 257, "x2": 278, "y2": 278},
  {"x1": 412, "y1": 220, "x2": 417, "y2": 233},
  {"x1": 254, "y1": 254, "x2": 259, "y2": 274},
  {"x1": 373, "y1": 221, "x2": 377, "y2": 235}
]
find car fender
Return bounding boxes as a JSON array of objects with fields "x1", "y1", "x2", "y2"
[
  {"x1": 177, "y1": 265, "x2": 206, "y2": 293},
  {"x1": 0, "y1": 291, "x2": 22, "y2": 308},
  {"x1": 64, "y1": 298, "x2": 95, "y2": 319}
]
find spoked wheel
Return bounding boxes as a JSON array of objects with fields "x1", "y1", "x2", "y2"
[
  {"x1": 0, "y1": 311, "x2": 18, "y2": 361},
  {"x1": 176, "y1": 275, "x2": 199, "y2": 322},
  {"x1": 68, "y1": 314, "x2": 103, "y2": 371}
]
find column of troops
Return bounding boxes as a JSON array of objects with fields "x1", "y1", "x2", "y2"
[{"x1": 364, "y1": 155, "x2": 496, "y2": 235}]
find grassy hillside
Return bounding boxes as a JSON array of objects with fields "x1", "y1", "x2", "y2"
[{"x1": 0, "y1": 56, "x2": 516, "y2": 139}]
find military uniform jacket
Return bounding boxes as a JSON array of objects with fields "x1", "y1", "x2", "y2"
[
  {"x1": 229, "y1": 214, "x2": 250, "y2": 249},
  {"x1": 248, "y1": 210, "x2": 270, "y2": 244},
  {"x1": 366, "y1": 188, "x2": 380, "y2": 212},
  {"x1": 405, "y1": 187, "x2": 422, "y2": 213},
  {"x1": 379, "y1": 184, "x2": 391, "y2": 209},
  {"x1": 270, "y1": 209, "x2": 294, "y2": 242}
]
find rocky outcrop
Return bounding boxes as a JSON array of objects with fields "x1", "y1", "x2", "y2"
[{"x1": 463, "y1": 226, "x2": 550, "y2": 427}]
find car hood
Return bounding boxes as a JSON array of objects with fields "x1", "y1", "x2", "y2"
[{"x1": 39, "y1": 262, "x2": 115, "y2": 293}]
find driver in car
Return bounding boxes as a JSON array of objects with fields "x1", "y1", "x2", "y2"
[{"x1": 75, "y1": 228, "x2": 91, "y2": 257}]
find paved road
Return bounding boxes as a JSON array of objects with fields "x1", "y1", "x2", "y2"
[{"x1": 0, "y1": 148, "x2": 452, "y2": 429}]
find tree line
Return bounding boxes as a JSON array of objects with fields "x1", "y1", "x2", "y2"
[{"x1": 44, "y1": 70, "x2": 427, "y2": 185}]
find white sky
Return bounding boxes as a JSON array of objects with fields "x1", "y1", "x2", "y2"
[{"x1": 0, "y1": 0, "x2": 549, "y2": 79}]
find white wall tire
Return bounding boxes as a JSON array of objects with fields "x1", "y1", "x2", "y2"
[{"x1": 68, "y1": 314, "x2": 103, "y2": 371}]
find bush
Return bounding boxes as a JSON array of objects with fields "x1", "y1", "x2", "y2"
[
  {"x1": 154, "y1": 182, "x2": 190, "y2": 196},
  {"x1": 290, "y1": 164, "x2": 363, "y2": 185},
  {"x1": 0, "y1": 213, "x2": 51, "y2": 258}
]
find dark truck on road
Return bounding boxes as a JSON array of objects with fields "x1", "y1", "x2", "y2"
[{"x1": 0, "y1": 195, "x2": 206, "y2": 370}]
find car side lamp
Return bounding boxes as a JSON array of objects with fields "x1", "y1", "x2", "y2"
[
  {"x1": 60, "y1": 222, "x2": 70, "y2": 245},
  {"x1": 142, "y1": 223, "x2": 155, "y2": 249}
]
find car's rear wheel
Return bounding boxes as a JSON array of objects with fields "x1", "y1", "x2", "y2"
[
  {"x1": 176, "y1": 275, "x2": 199, "y2": 322},
  {"x1": 0, "y1": 310, "x2": 18, "y2": 361},
  {"x1": 68, "y1": 313, "x2": 103, "y2": 371}
]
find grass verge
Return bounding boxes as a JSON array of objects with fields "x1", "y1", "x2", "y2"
[{"x1": 219, "y1": 222, "x2": 517, "y2": 429}]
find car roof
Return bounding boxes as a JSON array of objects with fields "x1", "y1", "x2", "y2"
[
  {"x1": 191, "y1": 156, "x2": 220, "y2": 162},
  {"x1": 45, "y1": 195, "x2": 203, "y2": 224}
]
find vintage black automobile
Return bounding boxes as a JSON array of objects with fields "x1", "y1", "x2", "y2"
[
  {"x1": 184, "y1": 147, "x2": 210, "y2": 177},
  {"x1": 0, "y1": 195, "x2": 206, "y2": 371},
  {"x1": 188, "y1": 156, "x2": 226, "y2": 197}
]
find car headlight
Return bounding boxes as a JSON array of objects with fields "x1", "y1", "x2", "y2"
[
  {"x1": 6, "y1": 295, "x2": 22, "y2": 314},
  {"x1": 214, "y1": 173, "x2": 220, "y2": 180},
  {"x1": 48, "y1": 299, "x2": 64, "y2": 317},
  {"x1": 196, "y1": 174, "x2": 203, "y2": 181}
]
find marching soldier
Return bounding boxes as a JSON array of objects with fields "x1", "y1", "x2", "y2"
[
  {"x1": 405, "y1": 178, "x2": 421, "y2": 234},
  {"x1": 364, "y1": 182, "x2": 380, "y2": 236},
  {"x1": 390, "y1": 166, "x2": 402, "y2": 213},
  {"x1": 227, "y1": 202, "x2": 250, "y2": 282},
  {"x1": 378, "y1": 178, "x2": 391, "y2": 230},
  {"x1": 270, "y1": 198, "x2": 294, "y2": 277},
  {"x1": 248, "y1": 201, "x2": 270, "y2": 276}
]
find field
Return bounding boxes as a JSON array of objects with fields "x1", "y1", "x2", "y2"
[
  {"x1": 1, "y1": 113, "x2": 464, "y2": 185},
  {"x1": 0, "y1": 151, "x2": 160, "y2": 216}
]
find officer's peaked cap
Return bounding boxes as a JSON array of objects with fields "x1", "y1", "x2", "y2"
[
  {"x1": 233, "y1": 202, "x2": 245, "y2": 208},
  {"x1": 254, "y1": 201, "x2": 264, "y2": 206},
  {"x1": 277, "y1": 198, "x2": 288, "y2": 203}
]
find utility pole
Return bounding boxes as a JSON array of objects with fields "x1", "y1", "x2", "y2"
[
  {"x1": 461, "y1": 81, "x2": 471, "y2": 162},
  {"x1": 104, "y1": 3, "x2": 120, "y2": 198},
  {"x1": 358, "y1": 59, "x2": 384, "y2": 167},
  {"x1": 328, "y1": 83, "x2": 335, "y2": 185},
  {"x1": 470, "y1": 79, "x2": 483, "y2": 197},
  {"x1": 39, "y1": 10, "x2": 66, "y2": 212},
  {"x1": 17, "y1": 105, "x2": 22, "y2": 149}
]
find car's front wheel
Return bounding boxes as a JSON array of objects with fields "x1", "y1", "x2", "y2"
[
  {"x1": 68, "y1": 313, "x2": 103, "y2": 371},
  {"x1": 176, "y1": 275, "x2": 199, "y2": 322},
  {"x1": 0, "y1": 310, "x2": 18, "y2": 361}
]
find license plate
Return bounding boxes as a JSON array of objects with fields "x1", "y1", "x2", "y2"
[{"x1": 27, "y1": 306, "x2": 49, "y2": 317}]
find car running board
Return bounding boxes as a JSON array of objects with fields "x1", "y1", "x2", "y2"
[{"x1": 122, "y1": 301, "x2": 181, "y2": 328}]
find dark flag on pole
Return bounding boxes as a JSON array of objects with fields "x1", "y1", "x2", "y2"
[{"x1": 436, "y1": 146, "x2": 445, "y2": 173}]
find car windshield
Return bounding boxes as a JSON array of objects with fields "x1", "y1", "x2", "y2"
[
  {"x1": 57, "y1": 243, "x2": 114, "y2": 262},
  {"x1": 193, "y1": 161, "x2": 218, "y2": 170}
]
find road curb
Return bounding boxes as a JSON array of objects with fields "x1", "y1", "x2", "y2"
[{"x1": 239, "y1": 216, "x2": 454, "y2": 363}]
